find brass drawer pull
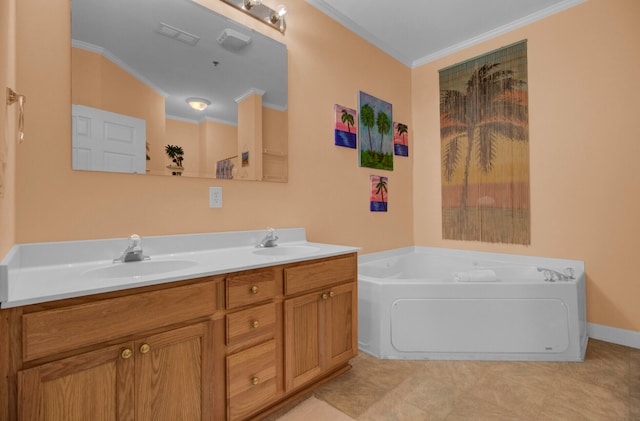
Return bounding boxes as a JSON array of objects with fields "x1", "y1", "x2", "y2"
[
  {"x1": 321, "y1": 292, "x2": 329, "y2": 300},
  {"x1": 329, "y1": 291, "x2": 335, "y2": 297},
  {"x1": 250, "y1": 285, "x2": 259, "y2": 294},
  {"x1": 251, "y1": 320, "x2": 259, "y2": 328},
  {"x1": 251, "y1": 376, "x2": 260, "y2": 385},
  {"x1": 140, "y1": 343, "x2": 150, "y2": 354},
  {"x1": 121, "y1": 348, "x2": 133, "y2": 359}
]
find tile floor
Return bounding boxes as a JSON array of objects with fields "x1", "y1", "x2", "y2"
[{"x1": 271, "y1": 339, "x2": 640, "y2": 420}]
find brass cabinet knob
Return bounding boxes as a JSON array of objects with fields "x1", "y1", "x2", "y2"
[
  {"x1": 251, "y1": 320, "x2": 259, "y2": 328},
  {"x1": 329, "y1": 291, "x2": 335, "y2": 297},
  {"x1": 321, "y1": 292, "x2": 329, "y2": 300},
  {"x1": 121, "y1": 348, "x2": 133, "y2": 359},
  {"x1": 140, "y1": 343, "x2": 150, "y2": 354},
  {"x1": 250, "y1": 285, "x2": 259, "y2": 294},
  {"x1": 251, "y1": 377, "x2": 260, "y2": 385}
]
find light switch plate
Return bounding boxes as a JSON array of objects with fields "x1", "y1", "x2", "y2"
[{"x1": 209, "y1": 187, "x2": 222, "y2": 208}]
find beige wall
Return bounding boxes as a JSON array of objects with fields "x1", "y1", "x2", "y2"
[
  {"x1": 0, "y1": 0, "x2": 16, "y2": 257},
  {"x1": 412, "y1": 0, "x2": 640, "y2": 331},
  {"x1": 165, "y1": 118, "x2": 200, "y2": 176},
  {"x1": 71, "y1": 48, "x2": 167, "y2": 174},
  {"x1": 199, "y1": 119, "x2": 238, "y2": 178},
  {"x1": 11, "y1": 0, "x2": 638, "y2": 333},
  {"x1": 236, "y1": 93, "x2": 263, "y2": 181},
  {"x1": 13, "y1": 0, "x2": 414, "y2": 252},
  {"x1": 263, "y1": 107, "x2": 287, "y2": 155}
]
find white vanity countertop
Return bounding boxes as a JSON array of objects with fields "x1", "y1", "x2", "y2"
[{"x1": 0, "y1": 228, "x2": 360, "y2": 308}]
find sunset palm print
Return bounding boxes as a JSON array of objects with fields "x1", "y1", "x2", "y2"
[
  {"x1": 370, "y1": 175, "x2": 388, "y2": 212},
  {"x1": 439, "y1": 41, "x2": 530, "y2": 244},
  {"x1": 393, "y1": 122, "x2": 408, "y2": 156},
  {"x1": 334, "y1": 104, "x2": 357, "y2": 148}
]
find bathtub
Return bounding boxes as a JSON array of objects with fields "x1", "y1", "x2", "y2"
[{"x1": 358, "y1": 247, "x2": 587, "y2": 361}]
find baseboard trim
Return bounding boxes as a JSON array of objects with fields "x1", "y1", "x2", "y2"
[{"x1": 588, "y1": 323, "x2": 640, "y2": 349}]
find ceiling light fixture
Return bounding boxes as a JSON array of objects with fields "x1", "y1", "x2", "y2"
[
  {"x1": 186, "y1": 97, "x2": 211, "y2": 111},
  {"x1": 243, "y1": 0, "x2": 261, "y2": 10},
  {"x1": 217, "y1": 28, "x2": 252, "y2": 51},
  {"x1": 270, "y1": 5, "x2": 287, "y2": 25},
  {"x1": 220, "y1": 0, "x2": 287, "y2": 33}
]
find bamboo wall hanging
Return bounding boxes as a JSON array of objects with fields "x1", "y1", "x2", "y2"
[{"x1": 439, "y1": 40, "x2": 530, "y2": 244}]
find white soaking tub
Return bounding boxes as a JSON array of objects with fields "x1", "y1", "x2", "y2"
[{"x1": 358, "y1": 247, "x2": 587, "y2": 361}]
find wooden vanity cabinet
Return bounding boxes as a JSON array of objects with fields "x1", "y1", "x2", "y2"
[
  {"x1": 15, "y1": 279, "x2": 218, "y2": 421},
  {"x1": 224, "y1": 254, "x2": 358, "y2": 420},
  {"x1": 224, "y1": 268, "x2": 280, "y2": 421},
  {"x1": 1, "y1": 252, "x2": 358, "y2": 421},
  {"x1": 283, "y1": 256, "x2": 358, "y2": 392},
  {"x1": 18, "y1": 322, "x2": 211, "y2": 421}
]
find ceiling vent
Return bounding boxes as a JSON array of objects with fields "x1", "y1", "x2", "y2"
[
  {"x1": 217, "y1": 28, "x2": 252, "y2": 51},
  {"x1": 156, "y1": 22, "x2": 200, "y2": 46}
]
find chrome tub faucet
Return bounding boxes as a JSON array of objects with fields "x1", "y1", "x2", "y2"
[
  {"x1": 256, "y1": 228, "x2": 279, "y2": 248},
  {"x1": 114, "y1": 234, "x2": 149, "y2": 263},
  {"x1": 537, "y1": 267, "x2": 575, "y2": 282}
]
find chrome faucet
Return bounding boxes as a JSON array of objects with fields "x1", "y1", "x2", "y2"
[
  {"x1": 113, "y1": 234, "x2": 149, "y2": 263},
  {"x1": 537, "y1": 267, "x2": 574, "y2": 282},
  {"x1": 256, "y1": 228, "x2": 279, "y2": 248}
]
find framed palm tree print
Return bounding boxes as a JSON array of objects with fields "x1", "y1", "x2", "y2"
[
  {"x1": 439, "y1": 40, "x2": 530, "y2": 244},
  {"x1": 370, "y1": 175, "x2": 388, "y2": 212},
  {"x1": 358, "y1": 91, "x2": 393, "y2": 171},
  {"x1": 393, "y1": 122, "x2": 409, "y2": 156},
  {"x1": 334, "y1": 104, "x2": 357, "y2": 148}
]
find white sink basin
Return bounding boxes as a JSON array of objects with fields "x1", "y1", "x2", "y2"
[
  {"x1": 82, "y1": 259, "x2": 198, "y2": 279},
  {"x1": 253, "y1": 246, "x2": 320, "y2": 256}
]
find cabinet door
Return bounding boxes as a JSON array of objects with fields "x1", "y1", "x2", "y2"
[
  {"x1": 18, "y1": 343, "x2": 135, "y2": 421},
  {"x1": 283, "y1": 292, "x2": 323, "y2": 391},
  {"x1": 325, "y1": 282, "x2": 357, "y2": 369},
  {"x1": 135, "y1": 322, "x2": 213, "y2": 421}
]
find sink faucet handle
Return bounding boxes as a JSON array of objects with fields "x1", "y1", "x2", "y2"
[
  {"x1": 128, "y1": 234, "x2": 142, "y2": 251},
  {"x1": 256, "y1": 228, "x2": 279, "y2": 248}
]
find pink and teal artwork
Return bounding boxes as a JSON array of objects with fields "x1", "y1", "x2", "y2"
[
  {"x1": 393, "y1": 122, "x2": 409, "y2": 156},
  {"x1": 334, "y1": 104, "x2": 357, "y2": 148},
  {"x1": 370, "y1": 175, "x2": 388, "y2": 212},
  {"x1": 358, "y1": 91, "x2": 393, "y2": 170}
]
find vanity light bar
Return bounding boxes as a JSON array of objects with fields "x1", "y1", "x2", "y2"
[{"x1": 219, "y1": 0, "x2": 287, "y2": 33}]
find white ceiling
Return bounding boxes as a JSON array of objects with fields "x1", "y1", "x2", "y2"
[
  {"x1": 305, "y1": 0, "x2": 586, "y2": 68},
  {"x1": 71, "y1": 0, "x2": 287, "y2": 124}
]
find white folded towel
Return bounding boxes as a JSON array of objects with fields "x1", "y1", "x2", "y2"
[{"x1": 453, "y1": 269, "x2": 497, "y2": 282}]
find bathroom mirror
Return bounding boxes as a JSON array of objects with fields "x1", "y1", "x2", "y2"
[{"x1": 71, "y1": 0, "x2": 288, "y2": 181}]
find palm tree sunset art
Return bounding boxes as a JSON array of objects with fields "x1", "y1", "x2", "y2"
[
  {"x1": 394, "y1": 122, "x2": 409, "y2": 156},
  {"x1": 439, "y1": 41, "x2": 530, "y2": 244},
  {"x1": 370, "y1": 175, "x2": 388, "y2": 212},
  {"x1": 334, "y1": 104, "x2": 357, "y2": 148}
]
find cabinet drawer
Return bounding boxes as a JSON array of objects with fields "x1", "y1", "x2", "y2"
[
  {"x1": 226, "y1": 270, "x2": 276, "y2": 309},
  {"x1": 284, "y1": 254, "x2": 357, "y2": 296},
  {"x1": 22, "y1": 281, "x2": 215, "y2": 361},
  {"x1": 226, "y1": 303, "x2": 276, "y2": 347},
  {"x1": 227, "y1": 340, "x2": 277, "y2": 421}
]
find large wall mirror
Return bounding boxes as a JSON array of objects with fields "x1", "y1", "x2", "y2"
[{"x1": 71, "y1": 0, "x2": 288, "y2": 182}]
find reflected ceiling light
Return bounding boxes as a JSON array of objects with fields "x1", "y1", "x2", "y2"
[
  {"x1": 186, "y1": 97, "x2": 211, "y2": 111},
  {"x1": 217, "y1": 28, "x2": 252, "y2": 51},
  {"x1": 220, "y1": 0, "x2": 287, "y2": 33}
]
